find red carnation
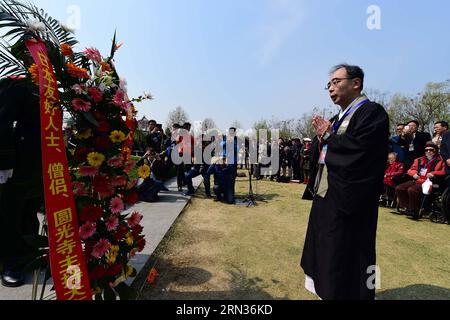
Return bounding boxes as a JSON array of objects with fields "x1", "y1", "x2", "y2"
[
  {"x1": 94, "y1": 136, "x2": 113, "y2": 152},
  {"x1": 114, "y1": 224, "x2": 129, "y2": 241},
  {"x1": 74, "y1": 147, "x2": 91, "y2": 164},
  {"x1": 93, "y1": 175, "x2": 114, "y2": 199},
  {"x1": 96, "y1": 121, "x2": 110, "y2": 133},
  {"x1": 92, "y1": 110, "x2": 106, "y2": 122},
  {"x1": 137, "y1": 237, "x2": 146, "y2": 253},
  {"x1": 132, "y1": 224, "x2": 144, "y2": 238},
  {"x1": 89, "y1": 265, "x2": 107, "y2": 280},
  {"x1": 124, "y1": 192, "x2": 139, "y2": 206},
  {"x1": 106, "y1": 264, "x2": 123, "y2": 277},
  {"x1": 88, "y1": 87, "x2": 103, "y2": 103},
  {"x1": 79, "y1": 205, "x2": 103, "y2": 222}
]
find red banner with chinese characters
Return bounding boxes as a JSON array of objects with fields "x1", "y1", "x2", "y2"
[{"x1": 26, "y1": 39, "x2": 92, "y2": 301}]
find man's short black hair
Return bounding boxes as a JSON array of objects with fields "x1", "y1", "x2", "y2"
[
  {"x1": 148, "y1": 120, "x2": 157, "y2": 125},
  {"x1": 408, "y1": 120, "x2": 420, "y2": 127},
  {"x1": 435, "y1": 121, "x2": 449, "y2": 130},
  {"x1": 396, "y1": 123, "x2": 406, "y2": 127},
  {"x1": 183, "y1": 122, "x2": 191, "y2": 129},
  {"x1": 172, "y1": 123, "x2": 181, "y2": 129},
  {"x1": 330, "y1": 64, "x2": 365, "y2": 91}
]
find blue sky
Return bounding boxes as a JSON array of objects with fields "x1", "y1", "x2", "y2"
[{"x1": 33, "y1": 0, "x2": 450, "y2": 130}]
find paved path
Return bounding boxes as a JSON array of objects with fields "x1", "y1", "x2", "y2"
[{"x1": 0, "y1": 176, "x2": 203, "y2": 300}]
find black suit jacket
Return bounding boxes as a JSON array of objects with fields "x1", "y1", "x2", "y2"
[
  {"x1": 440, "y1": 132, "x2": 450, "y2": 174},
  {"x1": 398, "y1": 131, "x2": 432, "y2": 167}
]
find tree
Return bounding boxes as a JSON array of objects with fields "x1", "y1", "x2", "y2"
[
  {"x1": 293, "y1": 106, "x2": 337, "y2": 140},
  {"x1": 386, "y1": 81, "x2": 450, "y2": 133},
  {"x1": 230, "y1": 120, "x2": 243, "y2": 129},
  {"x1": 385, "y1": 93, "x2": 412, "y2": 131},
  {"x1": 166, "y1": 106, "x2": 189, "y2": 129},
  {"x1": 364, "y1": 88, "x2": 390, "y2": 108},
  {"x1": 202, "y1": 118, "x2": 217, "y2": 132}
]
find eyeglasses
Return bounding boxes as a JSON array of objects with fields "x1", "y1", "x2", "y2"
[
  {"x1": 325, "y1": 77, "x2": 355, "y2": 90},
  {"x1": 425, "y1": 149, "x2": 436, "y2": 152}
]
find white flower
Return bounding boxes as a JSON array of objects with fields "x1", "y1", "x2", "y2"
[
  {"x1": 98, "y1": 83, "x2": 107, "y2": 93},
  {"x1": 71, "y1": 84, "x2": 85, "y2": 95},
  {"x1": 27, "y1": 19, "x2": 46, "y2": 32},
  {"x1": 59, "y1": 21, "x2": 75, "y2": 34}
]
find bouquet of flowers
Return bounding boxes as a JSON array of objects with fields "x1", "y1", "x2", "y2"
[{"x1": 0, "y1": 0, "x2": 152, "y2": 299}]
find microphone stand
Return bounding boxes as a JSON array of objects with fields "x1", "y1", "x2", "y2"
[{"x1": 243, "y1": 164, "x2": 267, "y2": 207}]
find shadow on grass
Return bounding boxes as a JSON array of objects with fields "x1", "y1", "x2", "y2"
[
  {"x1": 133, "y1": 259, "x2": 276, "y2": 300},
  {"x1": 377, "y1": 284, "x2": 450, "y2": 300}
]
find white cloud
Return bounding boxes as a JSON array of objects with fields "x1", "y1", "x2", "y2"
[{"x1": 259, "y1": 0, "x2": 305, "y2": 66}]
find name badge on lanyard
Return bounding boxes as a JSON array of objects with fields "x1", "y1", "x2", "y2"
[
  {"x1": 319, "y1": 145, "x2": 328, "y2": 165},
  {"x1": 420, "y1": 168, "x2": 427, "y2": 177},
  {"x1": 409, "y1": 144, "x2": 415, "y2": 152}
]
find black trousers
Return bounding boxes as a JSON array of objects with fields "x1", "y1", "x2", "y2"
[{"x1": 0, "y1": 177, "x2": 43, "y2": 266}]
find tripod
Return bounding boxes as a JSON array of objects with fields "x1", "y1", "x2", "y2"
[{"x1": 243, "y1": 164, "x2": 267, "y2": 207}]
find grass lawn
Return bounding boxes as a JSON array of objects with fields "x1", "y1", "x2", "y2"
[{"x1": 133, "y1": 172, "x2": 450, "y2": 300}]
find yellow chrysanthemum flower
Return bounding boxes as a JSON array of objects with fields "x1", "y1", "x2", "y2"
[
  {"x1": 138, "y1": 164, "x2": 151, "y2": 179},
  {"x1": 109, "y1": 130, "x2": 126, "y2": 143},
  {"x1": 76, "y1": 129, "x2": 92, "y2": 140},
  {"x1": 111, "y1": 245, "x2": 120, "y2": 254},
  {"x1": 105, "y1": 251, "x2": 117, "y2": 265},
  {"x1": 126, "y1": 233, "x2": 134, "y2": 246},
  {"x1": 87, "y1": 152, "x2": 105, "y2": 168}
]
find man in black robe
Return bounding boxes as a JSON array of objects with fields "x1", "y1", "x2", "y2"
[
  {"x1": 300, "y1": 64, "x2": 390, "y2": 300},
  {"x1": 0, "y1": 75, "x2": 42, "y2": 288}
]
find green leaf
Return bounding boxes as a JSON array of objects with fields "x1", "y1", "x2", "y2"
[{"x1": 81, "y1": 112, "x2": 99, "y2": 127}]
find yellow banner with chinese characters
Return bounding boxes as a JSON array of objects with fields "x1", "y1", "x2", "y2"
[{"x1": 26, "y1": 39, "x2": 92, "y2": 300}]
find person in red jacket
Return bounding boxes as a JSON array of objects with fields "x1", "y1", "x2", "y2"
[
  {"x1": 381, "y1": 152, "x2": 405, "y2": 204},
  {"x1": 396, "y1": 142, "x2": 446, "y2": 220}
]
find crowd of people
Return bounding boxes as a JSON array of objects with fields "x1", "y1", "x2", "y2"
[
  {"x1": 382, "y1": 120, "x2": 450, "y2": 222},
  {"x1": 253, "y1": 137, "x2": 313, "y2": 184},
  {"x1": 134, "y1": 121, "x2": 239, "y2": 205}
]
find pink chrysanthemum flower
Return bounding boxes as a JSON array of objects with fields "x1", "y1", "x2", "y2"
[
  {"x1": 110, "y1": 197, "x2": 124, "y2": 215},
  {"x1": 91, "y1": 239, "x2": 111, "y2": 259},
  {"x1": 80, "y1": 223, "x2": 96, "y2": 240},
  {"x1": 113, "y1": 90, "x2": 125, "y2": 106},
  {"x1": 78, "y1": 166, "x2": 98, "y2": 177},
  {"x1": 84, "y1": 47, "x2": 102, "y2": 63},
  {"x1": 72, "y1": 98, "x2": 92, "y2": 112},
  {"x1": 127, "y1": 212, "x2": 143, "y2": 228},
  {"x1": 105, "y1": 216, "x2": 119, "y2": 232}
]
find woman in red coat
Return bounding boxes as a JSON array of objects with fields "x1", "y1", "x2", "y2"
[
  {"x1": 396, "y1": 142, "x2": 446, "y2": 220},
  {"x1": 382, "y1": 152, "x2": 405, "y2": 203}
]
